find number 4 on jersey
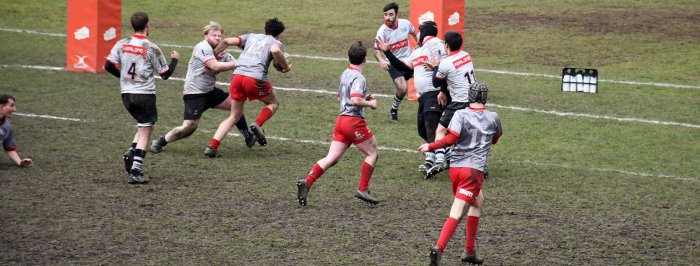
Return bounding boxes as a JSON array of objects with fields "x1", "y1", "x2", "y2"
[{"x1": 127, "y1": 63, "x2": 136, "y2": 79}]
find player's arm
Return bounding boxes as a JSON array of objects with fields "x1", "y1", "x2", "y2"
[
  {"x1": 373, "y1": 34, "x2": 390, "y2": 71},
  {"x1": 6, "y1": 150, "x2": 32, "y2": 167},
  {"x1": 104, "y1": 60, "x2": 120, "y2": 78},
  {"x1": 376, "y1": 38, "x2": 412, "y2": 72},
  {"x1": 350, "y1": 94, "x2": 377, "y2": 110},
  {"x1": 159, "y1": 51, "x2": 180, "y2": 80},
  {"x1": 214, "y1": 37, "x2": 241, "y2": 56},
  {"x1": 427, "y1": 56, "x2": 447, "y2": 88},
  {"x1": 270, "y1": 44, "x2": 290, "y2": 73},
  {"x1": 205, "y1": 58, "x2": 236, "y2": 72},
  {"x1": 418, "y1": 130, "x2": 459, "y2": 153}
]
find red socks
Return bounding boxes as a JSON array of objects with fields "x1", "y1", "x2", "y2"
[
  {"x1": 305, "y1": 163, "x2": 325, "y2": 188},
  {"x1": 209, "y1": 139, "x2": 220, "y2": 150},
  {"x1": 358, "y1": 162, "x2": 374, "y2": 191},
  {"x1": 255, "y1": 107, "x2": 273, "y2": 127},
  {"x1": 436, "y1": 217, "x2": 459, "y2": 253},
  {"x1": 466, "y1": 215, "x2": 480, "y2": 254}
]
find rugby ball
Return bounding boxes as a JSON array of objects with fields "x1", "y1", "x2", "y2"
[{"x1": 273, "y1": 52, "x2": 291, "y2": 71}]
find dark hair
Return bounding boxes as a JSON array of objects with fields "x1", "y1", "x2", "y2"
[
  {"x1": 0, "y1": 94, "x2": 15, "y2": 105},
  {"x1": 419, "y1": 21, "x2": 438, "y2": 44},
  {"x1": 131, "y1": 12, "x2": 149, "y2": 32},
  {"x1": 265, "y1": 18, "x2": 286, "y2": 37},
  {"x1": 383, "y1": 2, "x2": 399, "y2": 13},
  {"x1": 444, "y1": 31, "x2": 463, "y2": 51},
  {"x1": 348, "y1": 41, "x2": 367, "y2": 65}
]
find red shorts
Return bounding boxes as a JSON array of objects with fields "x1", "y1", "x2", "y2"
[
  {"x1": 449, "y1": 167, "x2": 485, "y2": 205},
  {"x1": 332, "y1": 115, "x2": 374, "y2": 145},
  {"x1": 229, "y1": 74, "x2": 273, "y2": 101}
]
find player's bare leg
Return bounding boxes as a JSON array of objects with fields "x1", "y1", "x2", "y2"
[
  {"x1": 297, "y1": 141, "x2": 351, "y2": 206},
  {"x1": 250, "y1": 91, "x2": 279, "y2": 147},
  {"x1": 215, "y1": 98, "x2": 256, "y2": 148},
  {"x1": 390, "y1": 77, "x2": 407, "y2": 123},
  {"x1": 206, "y1": 99, "x2": 245, "y2": 157},
  {"x1": 353, "y1": 136, "x2": 379, "y2": 204}
]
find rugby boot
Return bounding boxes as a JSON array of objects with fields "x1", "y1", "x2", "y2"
[
  {"x1": 204, "y1": 146, "x2": 219, "y2": 158},
  {"x1": 428, "y1": 162, "x2": 446, "y2": 178},
  {"x1": 250, "y1": 122, "x2": 267, "y2": 146},
  {"x1": 419, "y1": 161, "x2": 433, "y2": 179},
  {"x1": 150, "y1": 138, "x2": 163, "y2": 154},
  {"x1": 460, "y1": 250, "x2": 484, "y2": 265},
  {"x1": 244, "y1": 131, "x2": 257, "y2": 148},
  {"x1": 296, "y1": 179, "x2": 310, "y2": 206},
  {"x1": 354, "y1": 188, "x2": 379, "y2": 205},
  {"x1": 390, "y1": 109, "x2": 399, "y2": 123},
  {"x1": 127, "y1": 170, "x2": 150, "y2": 184},
  {"x1": 429, "y1": 245, "x2": 442, "y2": 266},
  {"x1": 123, "y1": 149, "x2": 134, "y2": 173}
]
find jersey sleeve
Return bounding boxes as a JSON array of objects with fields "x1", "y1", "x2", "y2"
[
  {"x1": 407, "y1": 20, "x2": 416, "y2": 34},
  {"x1": 374, "y1": 26, "x2": 385, "y2": 48},
  {"x1": 196, "y1": 43, "x2": 217, "y2": 64},
  {"x1": 350, "y1": 76, "x2": 366, "y2": 98},
  {"x1": 106, "y1": 41, "x2": 123, "y2": 67},
  {"x1": 2, "y1": 127, "x2": 17, "y2": 151},
  {"x1": 447, "y1": 110, "x2": 464, "y2": 136},
  {"x1": 437, "y1": 58, "x2": 452, "y2": 79},
  {"x1": 427, "y1": 41, "x2": 446, "y2": 59},
  {"x1": 151, "y1": 44, "x2": 170, "y2": 75},
  {"x1": 238, "y1": 34, "x2": 249, "y2": 49},
  {"x1": 219, "y1": 52, "x2": 236, "y2": 63}
]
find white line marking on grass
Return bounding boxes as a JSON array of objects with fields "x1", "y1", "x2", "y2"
[
  {"x1": 14, "y1": 112, "x2": 82, "y2": 122},
  {"x1": 3, "y1": 65, "x2": 698, "y2": 129},
  {"x1": 3, "y1": 27, "x2": 699, "y2": 90},
  {"x1": 202, "y1": 131, "x2": 697, "y2": 182}
]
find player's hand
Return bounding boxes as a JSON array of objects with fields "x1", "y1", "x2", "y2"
[
  {"x1": 425, "y1": 56, "x2": 440, "y2": 71},
  {"x1": 19, "y1": 158, "x2": 32, "y2": 167},
  {"x1": 281, "y1": 63, "x2": 292, "y2": 73},
  {"x1": 215, "y1": 51, "x2": 225, "y2": 60},
  {"x1": 437, "y1": 91, "x2": 447, "y2": 107},
  {"x1": 171, "y1": 51, "x2": 180, "y2": 60},
  {"x1": 374, "y1": 38, "x2": 390, "y2": 52},
  {"x1": 418, "y1": 143, "x2": 430, "y2": 154},
  {"x1": 379, "y1": 60, "x2": 390, "y2": 71},
  {"x1": 369, "y1": 99, "x2": 378, "y2": 109},
  {"x1": 365, "y1": 94, "x2": 375, "y2": 101}
]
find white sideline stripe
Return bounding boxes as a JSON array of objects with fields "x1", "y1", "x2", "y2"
[
  {"x1": 3, "y1": 27, "x2": 699, "y2": 90},
  {"x1": 3, "y1": 64, "x2": 699, "y2": 129},
  {"x1": 14, "y1": 112, "x2": 82, "y2": 122},
  {"x1": 1, "y1": 64, "x2": 698, "y2": 129},
  {"x1": 199, "y1": 130, "x2": 697, "y2": 182}
]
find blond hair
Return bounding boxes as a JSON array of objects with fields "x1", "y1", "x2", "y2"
[{"x1": 203, "y1": 21, "x2": 223, "y2": 35}]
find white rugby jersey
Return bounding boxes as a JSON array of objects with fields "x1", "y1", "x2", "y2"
[
  {"x1": 436, "y1": 50, "x2": 476, "y2": 103},
  {"x1": 338, "y1": 66, "x2": 367, "y2": 118},
  {"x1": 375, "y1": 19, "x2": 415, "y2": 60},
  {"x1": 400, "y1": 36, "x2": 446, "y2": 95},
  {"x1": 107, "y1": 34, "x2": 169, "y2": 94},
  {"x1": 183, "y1": 40, "x2": 236, "y2": 95},
  {"x1": 233, "y1": 33, "x2": 284, "y2": 82},
  {"x1": 446, "y1": 107, "x2": 502, "y2": 172}
]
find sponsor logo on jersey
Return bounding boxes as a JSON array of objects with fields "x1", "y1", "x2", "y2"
[
  {"x1": 458, "y1": 188, "x2": 474, "y2": 198},
  {"x1": 412, "y1": 55, "x2": 428, "y2": 67},
  {"x1": 452, "y1": 54, "x2": 472, "y2": 69},
  {"x1": 123, "y1": 44, "x2": 147, "y2": 59},
  {"x1": 389, "y1": 39, "x2": 409, "y2": 51}
]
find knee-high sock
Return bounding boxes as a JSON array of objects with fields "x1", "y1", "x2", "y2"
[
  {"x1": 305, "y1": 163, "x2": 325, "y2": 188},
  {"x1": 436, "y1": 217, "x2": 459, "y2": 253},
  {"x1": 255, "y1": 107, "x2": 273, "y2": 127},
  {"x1": 358, "y1": 162, "x2": 374, "y2": 191},
  {"x1": 465, "y1": 215, "x2": 480, "y2": 254}
]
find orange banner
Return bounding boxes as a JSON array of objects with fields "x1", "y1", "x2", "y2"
[
  {"x1": 66, "y1": 0, "x2": 121, "y2": 72},
  {"x1": 408, "y1": 0, "x2": 465, "y2": 100}
]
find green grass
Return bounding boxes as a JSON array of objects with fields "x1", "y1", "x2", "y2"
[{"x1": 1, "y1": 0, "x2": 699, "y2": 265}]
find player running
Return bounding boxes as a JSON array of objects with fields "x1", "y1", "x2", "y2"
[
  {"x1": 105, "y1": 11, "x2": 180, "y2": 184},
  {"x1": 375, "y1": 20, "x2": 447, "y2": 178},
  {"x1": 419, "y1": 82, "x2": 502, "y2": 265},
  {"x1": 373, "y1": 2, "x2": 417, "y2": 123},
  {"x1": 149, "y1": 22, "x2": 256, "y2": 155},
  {"x1": 296, "y1": 41, "x2": 380, "y2": 206},
  {"x1": 205, "y1": 18, "x2": 291, "y2": 157},
  {"x1": 424, "y1": 31, "x2": 478, "y2": 178}
]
